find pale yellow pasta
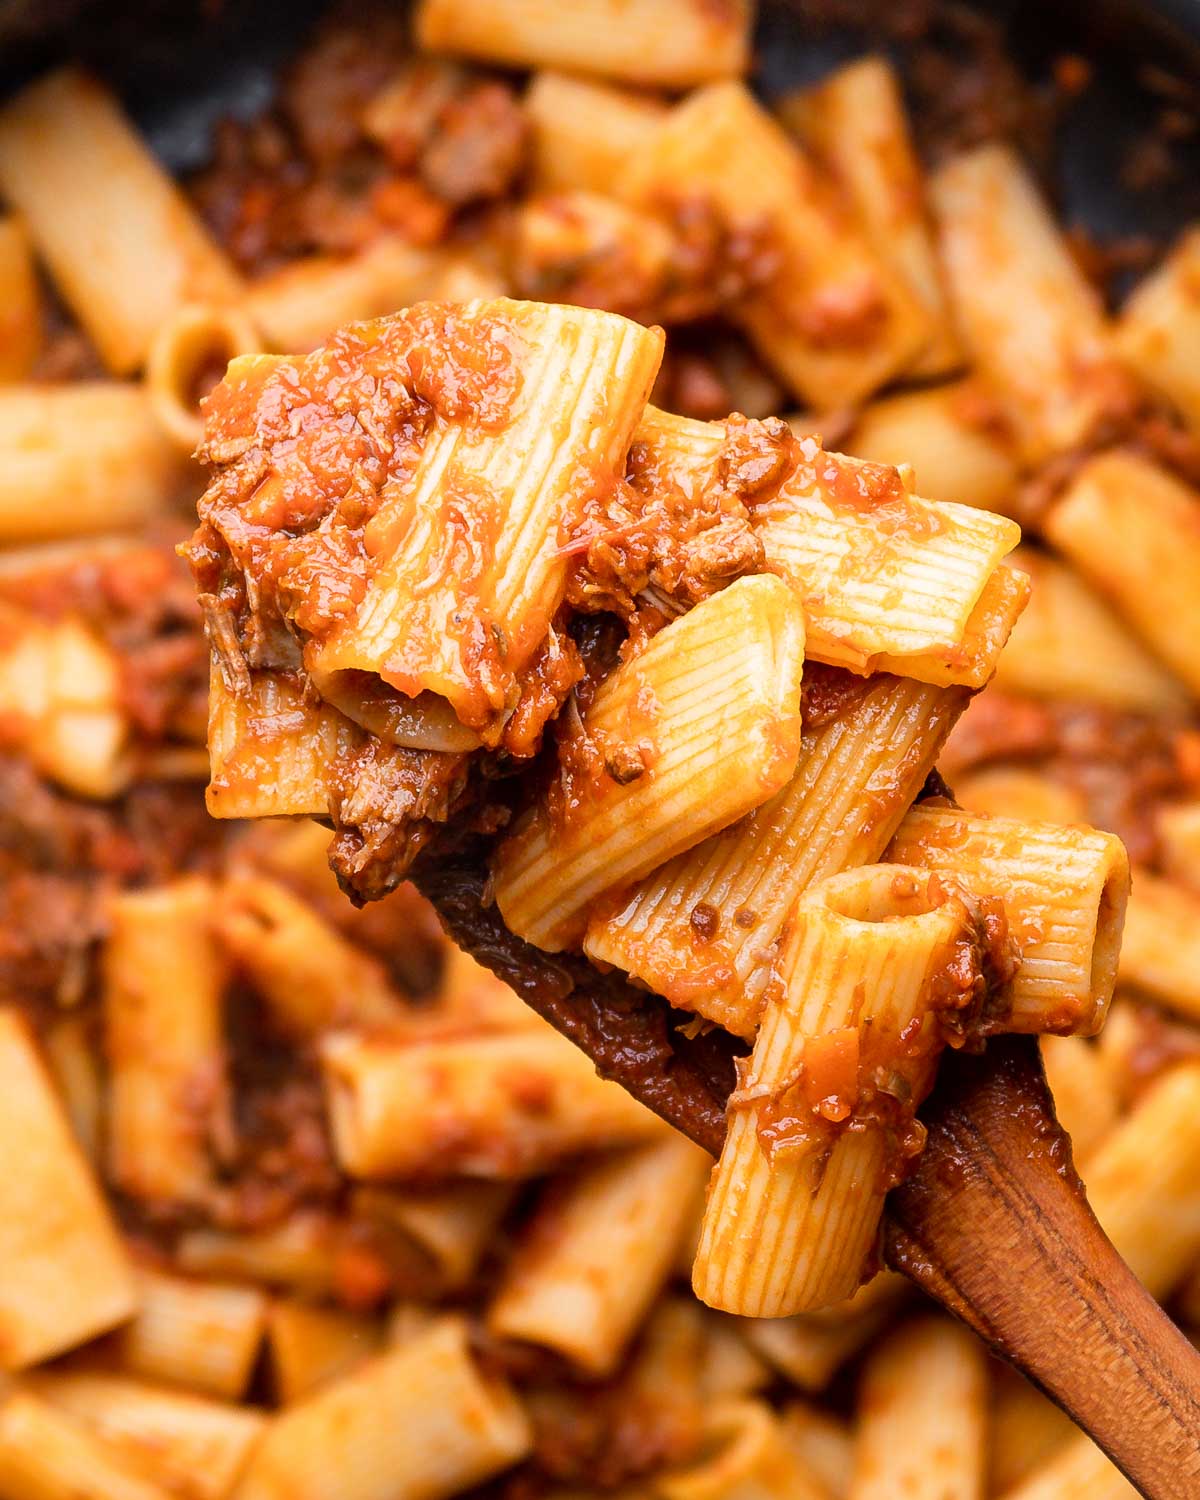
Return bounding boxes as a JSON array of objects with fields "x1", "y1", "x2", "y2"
[
  {"x1": 145, "y1": 302, "x2": 262, "y2": 451},
  {"x1": 1044, "y1": 449, "x2": 1200, "y2": 697},
  {"x1": 322, "y1": 1026, "x2": 664, "y2": 1180},
  {"x1": 620, "y1": 84, "x2": 930, "y2": 406},
  {"x1": 992, "y1": 546, "x2": 1189, "y2": 712},
  {"x1": 351, "y1": 1181, "x2": 515, "y2": 1289},
  {"x1": 1117, "y1": 870, "x2": 1200, "y2": 1022},
  {"x1": 213, "y1": 875, "x2": 404, "y2": 1037},
  {"x1": 175, "y1": 1216, "x2": 344, "y2": 1301},
  {"x1": 43, "y1": 1016, "x2": 103, "y2": 1164},
  {"x1": 785, "y1": 55, "x2": 959, "y2": 377},
  {"x1": 0, "y1": 1392, "x2": 172, "y2": 1500},
  {"x1": 494, "y1": 574, "x2": 805, "y2": 951},
  {"x1": 1040, "y1": 1035, "x2": 1119, "y2": 1163},
  {"x1": 843, "y1": 381, "x2": 1020, "y2": 514},
  {"x1": 0, "y1": 217, "x2": 41, "y2": 382},
  {"x1": 953, "y1": 766, "x2": 1087, "y2": 826},
  {"x1": 112, "y1": 1268, "x2": 267, "y2": 1402},
  {"x1": 104, "y1": 878, "x2": 230, "y2": 1207},
  {"x1": 652, "y1": 1398, "x2": 829, "y2": 1500},
  {"x1": 0, "y1": 1009, "x2": 135, "y2": 1368},
  {"x1": 488, "y1": 1133, "x2": 711, "y2": 1377},
  {"x1": 617, "y1": 1298, "x2": 707, "y2": 1454},
  {"x1": 886, "y1": 804, "x2": 1130, "y2": 1036},
  {"x1": 27, "y1": 1371, "x2": 266, "y2": 1500},
  {"x1": 514, "y1": 191, "x2": 675, "y2": 306},
  {"x1": 630, "y1": 407, "x2": 1022, "y2": 684},
  {"x1": 1003, "y1": 1432, "x2": 1140, "y2": 1500},
  {"x1": 235, "y1": 1317, "x2": 531, "y2": 1500},
  {"x1": 0, "y1": 68, "x2": 243, "y2": 372},
  {"x1": 0, "y1": 383, "x2": 187, "y2": 543},
  {"x1": 931, "y1": 143, "x2": 1129, "y2": 462},
  {"x1": 987, "y1": 1373, "x2": 1077, "y2": 1495},
  {"x1": 778, "y1": 1402, "x2": 853, "y2": 1499},
  {"x1": 243, "y1": 238, "x2": 503, "y2": 354},
  {"x1": 302, "y1": 300, "x2": 663, "y2": 740},
  {"x1": 737, "y1": 1274, "x2": 909, "y2": 1392},
  {"x1": 848, "y1": 1318, "x2": 985, "y2": 1500},
  {"x1": 1157, "y1": 801, "x2": 1200, "y2": 893},
  {"x1": 0, "y1": 602, "x2": 127, "y2": 798},
  {"x1": 1115, "y1": 225, "x2": 1200, "y2": 432},
  {"x1": 525, "y1": 73, "x2": 668, "y2": 194},
  {"x1": 266, "y1": 1300, "x2": 382, "y2": 1404},
  {"x1": 416, "y1": 0, "x2": 752, "y2": 88},
  {"x1": 1085, "y1": 1061, "x2": 1200, "y2": 1298},
  {"x1": 695, "y1": 866, "x2": 977, "y2": 1317},
  {"x1": 585, "y1": 675, "x2": 967, "y2": 1038},
  {"x1": 206, "y1": 668, "x2": 375, "y2": 821}
]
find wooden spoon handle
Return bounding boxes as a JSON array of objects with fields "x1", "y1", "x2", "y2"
[{"x1": 886, "y1": 1035, "x2": 1200, "y2": 1500}]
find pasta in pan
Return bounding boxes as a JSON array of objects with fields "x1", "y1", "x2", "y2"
[{"x1": 0, "y1": 5, "x2": 1197, "y2": 1499}]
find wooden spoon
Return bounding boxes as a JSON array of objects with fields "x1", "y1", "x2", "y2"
[{"x1": 413, "y1": 853, "x2": 1200, "y2": 1500}]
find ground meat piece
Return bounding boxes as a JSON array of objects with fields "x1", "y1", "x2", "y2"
[
  {"x1": 280, "y1": 15, "x2": 409, "y2": 167},
  {"x1": 420, "y1": 82, "x2": 529, "y2": 206}
]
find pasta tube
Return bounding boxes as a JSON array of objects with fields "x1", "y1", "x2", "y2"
[
  {"x1": 0, "y1": 602, "x2": 128, "y2": 798},
  {"x1": 243, "y1": 238, "x2": 502, "y2": 354},
  {"x1": 1115, "y1": 226, "x2": 1200, "y2": 432},
  {"x1": 630, "y1": 407, "x2": 1023, "y2": 686},
  {"x1": 0, "y1": 384, "x2": 187, "y2": 544},
  {"x1": 0, "y1": 217, "x2": 41, "y2": 382},
  {"x1": 415, "y1": 0, "x2": 752, "y2": 89},
  {"x1": 1003, "y1": 1432, "x2": 1140, "y2": 1500},
  {"x1": 28, "y1": 1371, "x2": 265, "y2": 1500},
  {"x1": 785, "y1": 56, "x2": 959, "y2": 378},
  {"x1": 0, "y1": 1393, "x2": 172, "y2": 1500},
  {"x1": 202, "y1": 300, "x2": 663, "y2": 742},
  {"x1": 103, "y1": 878, "x2": 231, "y2": 1207},
  {"x1": 953, "y1": 767, "x2": 1087, "y2": 827},
  {"x1": 266, "y1": 1300, "x2": 382, "y2": 1404},
  {"x1": 1157, "y1": 801, "x2": 1200, "y2": 893},
  {"x1": 844, "y1": 381, "x2": 1020, "y2": 514},
  {"x1": 1040, "y1": 1035, "x2": 1118, "y2": 1163},
  {"x1": 146, "y1": 302, "x2": 262, "y2": 451},
  {"x1": 620, "y1": 84, "x2": 931, "y2": 407},
  {"x1": 234, "y1": 1317, "x2": 532, "y2": 1500},
  {"x1": 694, "y1": 865, "x2": 982, "y2": 1317},
  {"x1": 652, "y1": 1399, "x2": 830, "y2": 1500},
  {"x1": 322, "y1": 1026, "x2": 665, "y2": 1180},
  {"x1": 778, "y1": 1402, "x2": 854, "y2": 1498},
  {"x1": 931, "y1": 144, "x2": 1130, "y2": 462},
  {"x1": 586, "y1": 673, "x2": 968, "y2": 1038},
  {"x1": 0, "y1": 1008, "x2": 136, "y2": 1368},
  {"x1": 1117, "y1": 870, "x2": 1200, "y2": 1022},
  {"x1": 175, "y1": 1215, "x2": 348, "y2": 1301},
  {"x1": 113, "y1": 1268, "x2": 267, "y2": 1401},
  {"x1": 0, "y1": 68, "x2": 243, "y2": 373},
  {"x1": 494, "y1": 574, "x2": 805, "y2": 951},
  {"x1": 526, "y1": 73, "x2": 668, "y2": 195},
  {"x1": 886, "y1": 804, "x2": 1129, "y2": 1036},
  {"x1": 737, "y1": 1273, "x2": 909, "y2": 1392},
  {"x1": 848, "y1": 1317, "x2": 986, "y2": 1500},
  {"x1": 488, "y1": 1134, "x2": 711, "y2": 1376},
  {"x1": 992, "y1": 546, "x2": 1188, "y2": 712},
  {"x1": 351, "y1": 1181, "x2": 514, "y2": 1290},
  {"x1": 213, "y1": 875, "x2": 405, "y2": 1037},
  {"x1": 1044, "y1": 449, "x2": 1200, "y2": 697}
]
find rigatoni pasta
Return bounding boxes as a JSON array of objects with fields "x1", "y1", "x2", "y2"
[
  {"x1": 0, "y1": 1009, "x2": 136, "y2": 1369},
  {"x1": 1115, "y1": 225, "x2": 1200, "y2": 432},
  {"x1": 234, "y1": 1317, "x2": 532, "y2": 1500},
  {"x1": 0, "y1": 217, "x2": 41, "y2": 383},
  {"x1": 415, "y1": 0, "x2": 753, "y2": 89},
  {"x1": 931, "y1": 143, "x2": 1130, "y2": 462},
  {"x1": 585, "y1": 673, "x2": 968, "y2": 1037},
  {"x1": 525, "y1": 73, "x2": 668, "y2": 195},
  {"x1": 0, "y1": 68, "x2": 243, "y2": 372},
  {"x1": 494, "y1": 574, "x2": 805, "y2": 950},
  {"x1": 694, "y1": 865, "x2": 983, "y2": 1317},
  {"x1": 620, "y1": 83, "x2": 931, "y2": 407},
  {"x1": 886, "y1": 804, "x2": 1129, "y2": 1036}
]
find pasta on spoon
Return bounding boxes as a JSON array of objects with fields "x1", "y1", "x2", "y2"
[{"x1": 185, "y1": 295, "x2": 1129, "y2": 1319}]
